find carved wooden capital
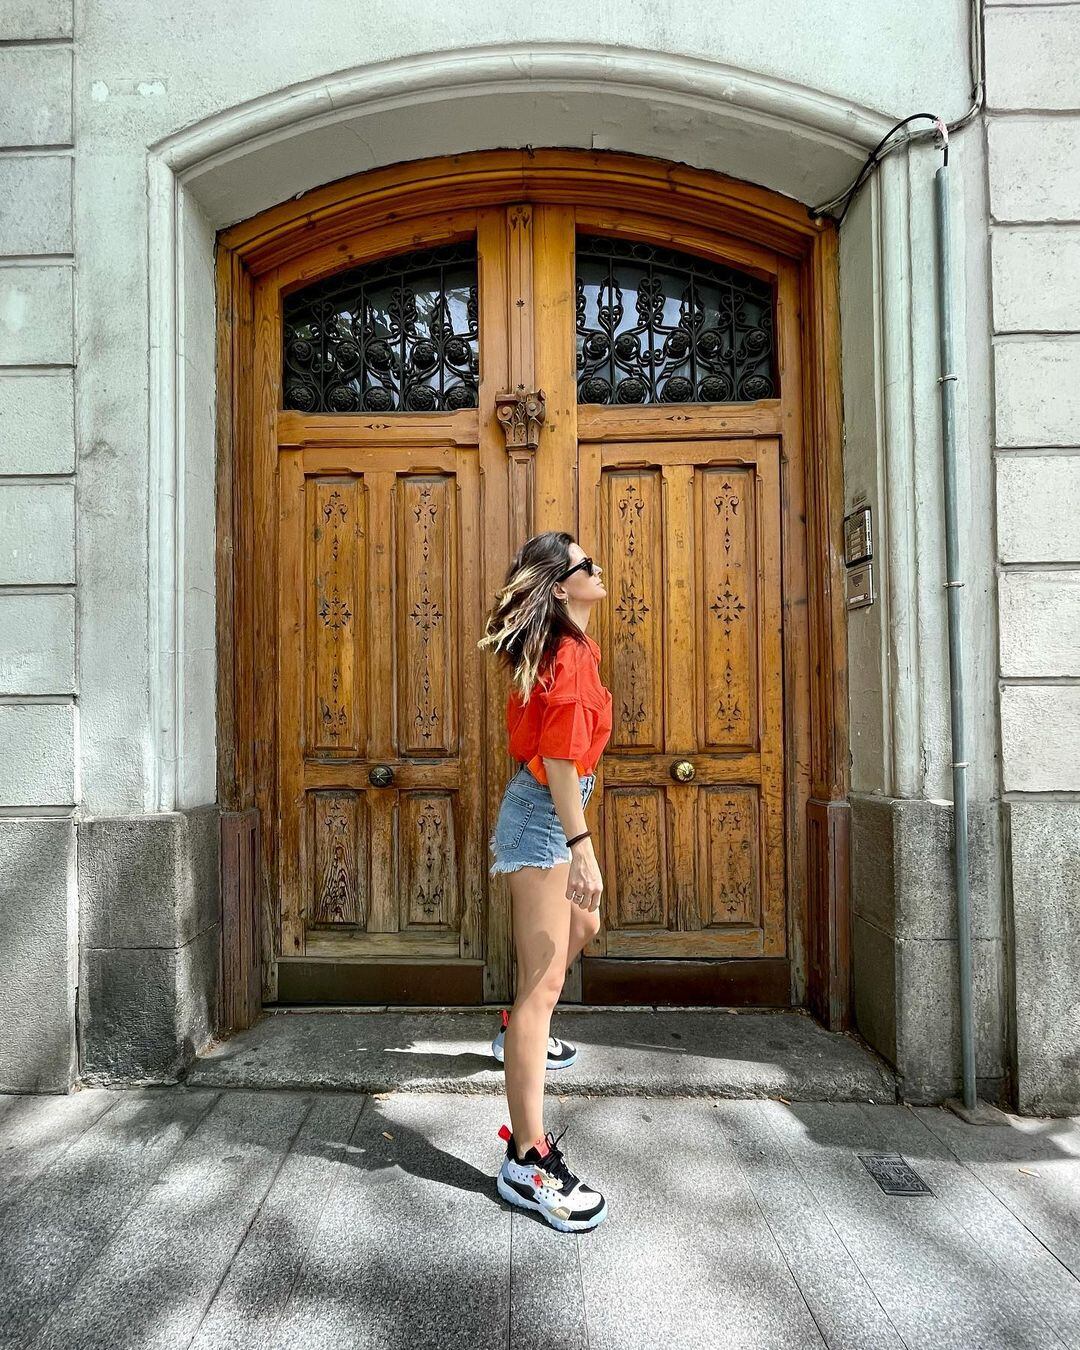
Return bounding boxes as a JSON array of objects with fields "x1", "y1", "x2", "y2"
[{"x1": 495, "y1": 386, "x2": 546, "y2": 451}]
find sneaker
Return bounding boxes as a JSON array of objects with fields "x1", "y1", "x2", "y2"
[
  {"x1": 495, "y1": 1123, "x2": 608, "y2": 1232},
  {"x1": 490, "y1": 1008, "x2": 578, "y2": 1069}
]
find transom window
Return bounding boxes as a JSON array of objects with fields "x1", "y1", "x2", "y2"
[
  {"x1": 575, "y1": 234, "x2": 776, "y2": 405},
  {"x1": 279, "y1": 232, "x2": 777, "y2": 413},
  {"x1": 282, "y1": 241, "x2": 479, "y2": 413}
]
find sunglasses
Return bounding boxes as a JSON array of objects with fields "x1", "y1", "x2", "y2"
[{"x1": 557, "y1": 555, "x2": 599, "y2": 582}]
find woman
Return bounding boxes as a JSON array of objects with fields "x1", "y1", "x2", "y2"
[{"x1": 477, "y1": 530, "x2": 613, "y2": 1234}]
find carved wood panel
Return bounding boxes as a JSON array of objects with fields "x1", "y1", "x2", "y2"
[
  {"x1": 309, "y1": 791, "x2": 366, "y2": 927},
  {"x1": 703, "y1": 787, "x2": 760, "y2": 927},
  {"x1": 609, "y1": 787, "x2": 668, "y2": 928},
  {"x1": 703, "y1": 468, "x2": 757, "y2": 751},
  {"x1": 399, "y1": 476, "x2": 456, "y2": 756},
  {"x1": 400, "y1": 792, "x2": 459, "y2": 930},
  {"x1": 582, "y1": 438, "x2": 785, "y2": 960},
  {"x1": 606, "y1": 471, "x2": 663, "y2": 752},
  {"x1": 310, "y1": 479, "x2": 366, "y2": 755},
  {"x1": 277, "y1": 448, "x2": 483, "y2": 966}
]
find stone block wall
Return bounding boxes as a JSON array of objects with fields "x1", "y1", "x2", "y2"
[
  {"x1": 77, "y1": 806, "x2": 221, "y2": 1085},
  {"x1": 851, "y1": 798, "x2": 1007, "y2": 1104},
  {"x1": 985, "y1": 0, "x2": 1080, "y2": 1112},
  {"x1": 0, "y1": 0, "x2": 78, "y2": 1091}
]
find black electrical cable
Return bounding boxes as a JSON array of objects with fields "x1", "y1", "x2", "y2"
[
  {"x1": 809, "y1": 0, "x2": 983, "y2": 224},
  {"x1": 809, "y1": 113, "x2": 940, "y2": 225}
]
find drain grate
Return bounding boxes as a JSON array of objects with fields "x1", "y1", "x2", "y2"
[{"x1": 858, "y1": 1151, "x2": 932, "y2": 1196}]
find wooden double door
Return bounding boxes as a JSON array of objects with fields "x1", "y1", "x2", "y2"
[{"x1": 249, "y1": 178, "x2": 815, "y2": 1009}]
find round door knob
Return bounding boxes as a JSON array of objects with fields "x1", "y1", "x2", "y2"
[
  {"x1": 369, "y1": 764, "x2": 394, "y2": 787},
  {"x1": 670, "y1": 759, "x2": 695, "y2": 782}
]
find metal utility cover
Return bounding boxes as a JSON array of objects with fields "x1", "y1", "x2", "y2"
[
  {"x1": 858, "y1": 1152, "x2": 932, "y2": 1196},
  {"x1": 846, "y1": 561, "x2": 875, "y2": 609}
]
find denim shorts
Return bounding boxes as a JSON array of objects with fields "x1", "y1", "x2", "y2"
[{"x1": 488, "y1": 763, "x2": 597, "y2": 877}]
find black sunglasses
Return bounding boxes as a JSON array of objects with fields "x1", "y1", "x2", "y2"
[{"x1": 556, "y1": 555, "x2": 598, "y2": 582}]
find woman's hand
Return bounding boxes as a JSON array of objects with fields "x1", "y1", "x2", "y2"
[
  {"x1": 543, "y1": 756, "x2": 604, "y2": 913},
  {"x1": 567, "y1": 837, "x2": 603, "y2": 912}
]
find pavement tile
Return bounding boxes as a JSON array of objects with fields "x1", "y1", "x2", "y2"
[
  {"x1": 762, "y1": 1101, "x2": 1067, "y2": 1350},
  {"x1": 264, "y1": 1092, "x2": 511, "y2": 1350},
  {"x1": 188, "y1": 1093, "x2": 367, "y2": 1350},
  {"x1": 0, "y1": 1089, "x2": 218, "y2": 1349},
  {"x1": 30, "y1": 1090, "x2": 316, "y2": 1350},
  {"x1": 720, "y1": 1099, "x2": 906, "y2": 1350},
  {"x1": 866, "y1": 1104, "x2": 1080, "y2": 1350},
  {"x1": 1, "y1": 1088, "x2": 1078, "y2": 1349},
  {"x1": 569, "y1": 1097, "x2": 826, "y2": 1350},
  {"x1": 0, "y1": 1089, "x2": 116, "y2": 1205},
  {"x1": 916, "y1": 1106, "x2": 1080, "y2": 1282}
]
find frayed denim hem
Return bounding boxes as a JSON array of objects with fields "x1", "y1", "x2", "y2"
[
  {"x1": 488, "y1": 857, "x2": 568, "y2": 877},
  {"x1": 488, "y1": 831, "x2": 571, "y2": 877}
]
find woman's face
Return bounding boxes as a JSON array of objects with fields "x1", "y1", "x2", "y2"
[{"x1": 555, "y1": 541, "x2": 607, "y2": 605}]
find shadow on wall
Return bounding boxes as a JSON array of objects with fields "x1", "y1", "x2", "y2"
[{"x1": 0, "y1": 818, "x2": 77, "y2": 1093}]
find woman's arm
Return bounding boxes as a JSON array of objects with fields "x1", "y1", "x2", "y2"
[{"x1": 543, "y1": 756, "x2": 603, "y2": 912}]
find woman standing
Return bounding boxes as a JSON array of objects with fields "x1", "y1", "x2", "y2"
[{"x1": 477, "y1": 531, "x2": 613, "y2": 1233}]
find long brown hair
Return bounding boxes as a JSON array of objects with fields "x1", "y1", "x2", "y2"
[{"x1": 477, "y1": 530, "x2": 589, "y2": 701}]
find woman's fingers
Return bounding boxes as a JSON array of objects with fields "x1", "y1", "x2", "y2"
[{"x1": 566, "y1": 875, "x2": 603, "y2": 908}]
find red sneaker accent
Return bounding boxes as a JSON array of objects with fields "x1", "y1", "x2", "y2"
[
  {"x1": 500, "y1": 1009, "x2": 510, "y2": 1029},
  {"x1": 533, "y1": 1172, "x2": 544, "y2": 1187},
  {"x1": 498, "y1": 1124, "x2": 512, "y2": 1142}
]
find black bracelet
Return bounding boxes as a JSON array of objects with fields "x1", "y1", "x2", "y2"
[{"x1": 566, "y1": 829, "x2": 591, "y2": 847}]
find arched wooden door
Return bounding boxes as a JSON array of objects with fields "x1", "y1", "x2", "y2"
[{"x1": 221, "y1": 152, "x2": 848, "y2": 1017}]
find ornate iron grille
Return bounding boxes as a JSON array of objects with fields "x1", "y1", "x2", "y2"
[
  {"x1": 575, "y1": 235, "x2": 776, "y2": 405},
  {"x1": 282, "y1": 241, "x2": 479, "y2": 413}
]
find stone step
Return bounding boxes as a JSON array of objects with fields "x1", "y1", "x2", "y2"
[{"x1": 185, "y1": 1007, "x2": 898, "y2": 1103}]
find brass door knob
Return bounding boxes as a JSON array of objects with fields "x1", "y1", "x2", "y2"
[
  {"x1": 670, "y1": 759, "x2": 695, "y2": 782},
  {"x1": 369, "y1": 764, "x2": 394, "y2": 787}
]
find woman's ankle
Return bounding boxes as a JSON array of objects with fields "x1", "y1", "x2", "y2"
[{"x1": 513, "y1": 1131, "x2": 549, "y2": 1163}]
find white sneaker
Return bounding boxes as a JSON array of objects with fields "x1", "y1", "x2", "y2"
[
  {"x1": 490, "y1": 1008, "x2": 578, "y2": 1069},
  {"x1": 496, "y1": 1123, "x2": 608, "y2": 1232}
]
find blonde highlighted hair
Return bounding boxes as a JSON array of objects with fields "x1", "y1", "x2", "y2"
[{"x1": 477, "y1": 530, "x2": 588, "y2": 701}]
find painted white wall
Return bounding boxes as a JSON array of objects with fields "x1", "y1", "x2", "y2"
[
  {"x1": 21, "y1": 0, "x2": 1069, "y2": 1097},
  {"x1": 985, "y1": 2, "x2": 1080, "y2": 793},
  {"x1": 3, "y1": 2, "x2": 990, "y2": 822},
  {"x1": 984, "y1": 0, "x2": 1080, "y2": 1111},
  {"x1": 839, "y1": 124, "x2": 997, "y2": 805},
  {"x1": 0, "y1": 5, "x2": 78, "y2": 1090},
  {"x1": 66, "y1": 5, "x2": 972, "y2": 815}
]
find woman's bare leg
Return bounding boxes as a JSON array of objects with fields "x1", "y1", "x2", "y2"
[
  {"x1": 565, "y1": 901, "x2": 601, "y2": 974},
  {"x1": 504, "y1": 859, "x2": 572, "y2": 1157}
]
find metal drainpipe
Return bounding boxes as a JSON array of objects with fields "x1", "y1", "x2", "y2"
[{"x1": 933, "y1": 125, "x2": 977, "y2": 1111}]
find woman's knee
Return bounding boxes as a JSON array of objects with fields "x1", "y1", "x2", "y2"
[
  {"x1": 577, "y1": 906, "x2": 601, "y2": 939},
  {"x1": 514, "y1": 968, "x2": 565, "y2": 1011}
]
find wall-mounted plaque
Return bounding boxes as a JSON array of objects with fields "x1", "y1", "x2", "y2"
[{"x1": 847, "y1": 562, "x2": 875, "y2": 610}]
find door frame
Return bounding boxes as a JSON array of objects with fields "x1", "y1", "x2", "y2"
[{"x1": 214, "y1": 148, "x2": 849, "y2": 1027}]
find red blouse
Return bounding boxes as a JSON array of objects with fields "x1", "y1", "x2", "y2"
[{"x1": 506, "y1": 632, "x2": 613, "y2": 786}]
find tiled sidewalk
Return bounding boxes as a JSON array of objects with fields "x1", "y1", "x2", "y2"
[{"x1": 1, "y1": 1087, "x2": 1078, "y2": 1349}]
